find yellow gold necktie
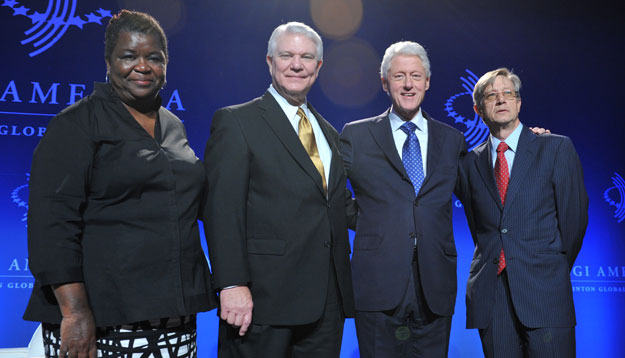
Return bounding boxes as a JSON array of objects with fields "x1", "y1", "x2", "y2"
[{"x1": 297, "y1": 107, "x2": 327, "y2": 194}]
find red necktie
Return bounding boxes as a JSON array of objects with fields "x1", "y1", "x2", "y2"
[{"x1": 495, "y1": 142, "x2": 509, "y2": 275}]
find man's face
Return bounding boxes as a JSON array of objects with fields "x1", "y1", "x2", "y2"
[
  {"x1": 266, "y1": 33, "x2": 322, "y2": 106},
  {"x1": 475, "y1": 75, "x2": 522, "y2": 129},
  {"x1": 382, "y1": 54, "x2": 430, "y2": 121}
]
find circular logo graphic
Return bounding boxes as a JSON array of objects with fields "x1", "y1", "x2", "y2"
[
  {"x1": 604, "y1": 172, "x2": 625, "y2": 223},
  {"x1": 444, "y1": 69, "x2": 489, "y2": 150}
]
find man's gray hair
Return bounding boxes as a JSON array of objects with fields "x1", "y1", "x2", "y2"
[
  {"x1": 473, "y1": 67, "x2": 522, "y2": 107},
  {"x1": 380, "y1": 41, "x2": 431, "y2": 79},
  {"x1": 267, "y1": 22, "x2": 323, "y2": 60}
]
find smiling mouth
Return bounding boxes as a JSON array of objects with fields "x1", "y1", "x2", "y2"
[
  {"x1": 401, "y1": 93, "x2": 415, "y2": 97},
  {"x1": 131, "y1": 79, "x2": 153, "y2": 85}
]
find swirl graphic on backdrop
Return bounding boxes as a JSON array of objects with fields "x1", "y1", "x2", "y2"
[
  {"x1": 1, "y1": 0, "x2": 111, "y2": 57},
  {"x1": 444, "y1": 69, "x2": 489, "y2": 150},
  {"x1": 11, "y1": 173, "x2": 29, "y2": 225},
  {"x1": 604, "y1": 172, "x2": 625, "y2": 223}
]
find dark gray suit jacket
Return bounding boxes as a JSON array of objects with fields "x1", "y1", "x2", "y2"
[
  {"x1": 458, "y1": 125, "x2": 588, "y2": 329},
  {"x1": 203, "y1": 92, "x2": 355, "y2": 325}
]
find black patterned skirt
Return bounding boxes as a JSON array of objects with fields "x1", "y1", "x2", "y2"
[{"x1": 42, "y1": 316, "x2": 197, "y2": 358}]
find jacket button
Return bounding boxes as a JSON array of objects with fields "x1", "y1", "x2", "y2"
[
  {"x1": 323, "y1": 240, "x2": 331, "y2": 248},
  {"x1": 414, "y1": 199, "x2": 419, "y2": 206},
  {"x1": 501, "y1": 228, "x2": 508, "y2": 234},
  {"x1": 409, "y1": 232, "x2": 417, "y2": 239},
  {"x1": 493, "y1": 258, "x2": 499, "y2": 264}
]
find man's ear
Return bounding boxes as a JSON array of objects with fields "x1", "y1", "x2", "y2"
[
  {"x1": 473, "y1": 104, "x2": 482, "y2": 116},
  {"x1": 266, "y1": 55, "x2": 273, "y2": 75}
]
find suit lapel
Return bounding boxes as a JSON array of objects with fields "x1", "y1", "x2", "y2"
[
  {"x1": 368, "y1": 110, "x2": 410, "y2": 180},
  {"x1": 473, "y1": 140, "x2": 503, "y2": 210},
  {"x1": 502, "y1": 126, "x2": 536, "y2": 215},
  {"x1": 258, "y1": 92, "x2": 326, "y2": 196},
  {"x1": 420, "y1": 112, "x2": 442, "y2": 192}
]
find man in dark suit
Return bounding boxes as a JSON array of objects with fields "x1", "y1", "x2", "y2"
[
  {"x1": 339, "y1": 41, "x2": 467, "y2": 357},
  {"x1": 458, "y1": 68, "x2": 588, "y2": 357},
  {"x1": 203, "y1": 22, "x2": 355, "y2": 357}
]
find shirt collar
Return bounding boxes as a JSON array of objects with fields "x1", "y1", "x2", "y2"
[
  {"x1": 268, "y1": 84, "x2": 309, "y2": 121},
  {"x1": 490, "y1": 122, "x2": 523, "y2": 154},
  {"x1": 388, "y1": 107, "x2": 427, "y2": 133}
]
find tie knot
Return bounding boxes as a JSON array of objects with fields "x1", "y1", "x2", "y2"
[
  {"x1": 400, "y1": 121, "x2": 417, "y2": 135},
  {"x1": 497, "y1": 142, "x2": 509, "y2": 153},
  {"x1": 297, "y1": 107, "x2": 306, "y2": 119}
]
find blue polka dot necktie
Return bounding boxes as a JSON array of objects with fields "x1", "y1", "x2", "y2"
[{"x1": 400, "y1": 122, "x2": 425, "y2": 196}]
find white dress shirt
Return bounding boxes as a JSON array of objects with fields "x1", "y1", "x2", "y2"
[
  {"x1": 388, "y1": 107, "x2": 428, "y2": 177},
  {"x1": 489, "y1": 122, "x2": 524, "y2": 174},
  {"x1": 268, "y1": 85, "x2": 332, "y2": 186}
]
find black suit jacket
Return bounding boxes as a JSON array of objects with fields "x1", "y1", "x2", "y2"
[
  {"x1": 458, "y1": 125, "x2": 588, "y2": 329},
  {"x1": 340, "y1": 109, "x2": 466, "y2": 316},
  {"x1": 203, "y1": 92, "x2": 355, "y2": 325}
]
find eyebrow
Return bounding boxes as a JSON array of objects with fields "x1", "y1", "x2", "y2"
[
  {"x1": 486, "y1": 88, "x2": 514, "y2": 92},
  {"x1": 278, "y1": 51, "x2": 315, "y2": 56}
]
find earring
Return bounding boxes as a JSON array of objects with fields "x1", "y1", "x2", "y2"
[{"x1": 105, "y1": 72, "x2": 109, "y2": 82}]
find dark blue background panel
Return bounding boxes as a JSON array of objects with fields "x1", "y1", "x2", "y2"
[{"x1": 1, "y1": 0, "x2": 623, "y2": 356}]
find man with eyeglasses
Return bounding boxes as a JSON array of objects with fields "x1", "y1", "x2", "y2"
[{"x1": 457, "y1": 67, "x2": 588, "y2": 357}]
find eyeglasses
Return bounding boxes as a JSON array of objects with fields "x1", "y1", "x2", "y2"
[{"x1": 483, "y1": 90, "x2": 518, "y2": 103}]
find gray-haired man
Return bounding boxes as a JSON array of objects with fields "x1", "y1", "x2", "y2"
[
  {"x1": 204, "y1": 22, "x2": 356, "y2": 357},
  {"x1": 340, "y1": 41, "x2": 466, "y2": 357}
]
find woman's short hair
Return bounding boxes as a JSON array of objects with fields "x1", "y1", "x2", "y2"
[{"x1": 105, "y1": 10, "x2": 168, "y2": 63}]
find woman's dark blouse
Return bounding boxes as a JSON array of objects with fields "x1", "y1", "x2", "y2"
[{"x1": 23, "y1": 82, "x2": 216, "y2": 326}]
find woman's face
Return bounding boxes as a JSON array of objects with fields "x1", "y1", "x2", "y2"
[{"x1": 106, "y1": 31, "x2": 166, "y2": 106}]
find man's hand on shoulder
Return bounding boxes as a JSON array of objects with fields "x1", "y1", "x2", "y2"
[
  {"x1": 529, "y1": 127, "x2": 551, "y2": 135},
  {"x1": 220, "y1": 286, "x2": 253, "y2": 336}
]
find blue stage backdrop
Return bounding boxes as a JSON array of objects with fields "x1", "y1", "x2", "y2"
[{"x1": 1, "y1": 0, "x2": 623, "y2": 356}]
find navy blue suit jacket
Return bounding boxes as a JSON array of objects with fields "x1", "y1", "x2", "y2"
[
  {"x1": 340, "y1": 109, "x2": 466, "y2": 315},
  {"x1": 458, "y1": 125, "x2": 588, "y2": 329}
]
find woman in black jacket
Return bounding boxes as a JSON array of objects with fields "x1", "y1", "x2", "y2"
[{"x1": 23, "y1": 10, "x2": 216, "y2": 358}]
